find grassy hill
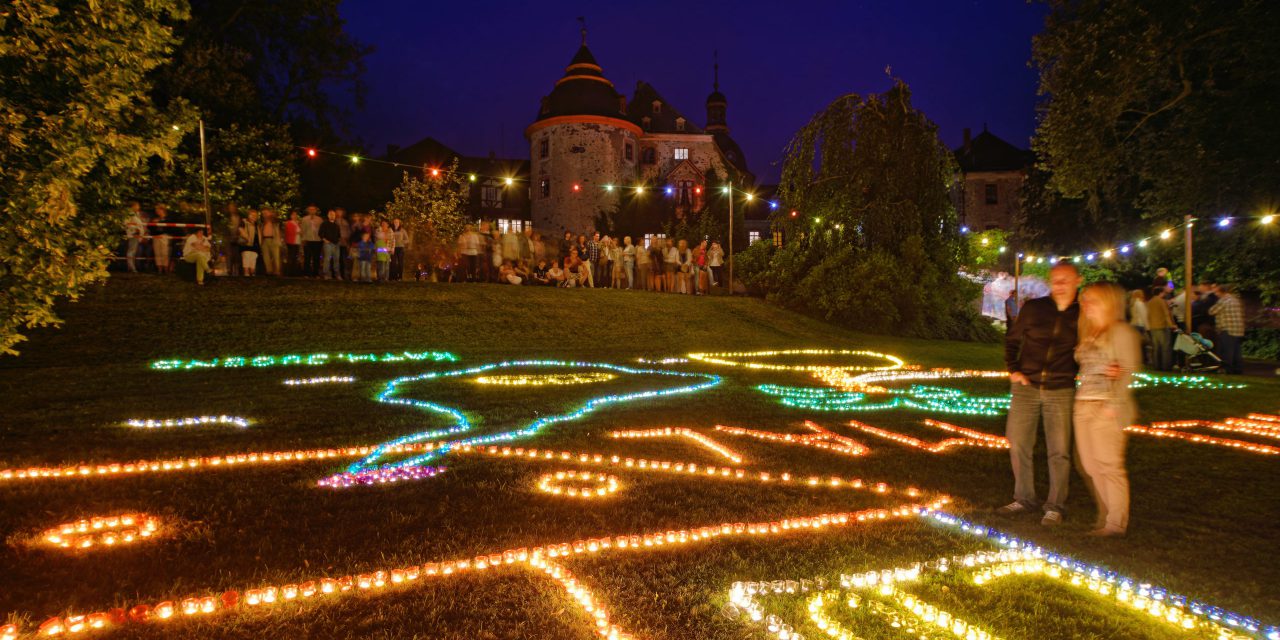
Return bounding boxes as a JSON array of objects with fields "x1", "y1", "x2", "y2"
[{"x1": 0, "y1": 276, "x2": 1276, "y2": 639}]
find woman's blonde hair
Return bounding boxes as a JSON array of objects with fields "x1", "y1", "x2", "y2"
[{"x1": 1079, "y1": 282, "x2": 1127, "y2": 343}]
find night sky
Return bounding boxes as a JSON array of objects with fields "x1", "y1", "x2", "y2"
[{"x1": 339, "y1": 1, "x2": 1048, "y2": 183}]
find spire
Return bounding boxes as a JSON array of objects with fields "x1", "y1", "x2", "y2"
[
  {"x1": 578, "y1": 16, "x2": 587, "y2": 46},
  {"x1": 714, "y1": 50, "x2": 720, "y2": 92}
]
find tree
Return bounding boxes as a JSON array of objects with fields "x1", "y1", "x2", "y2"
[
  {"x1": 0, "y1": 0, "x2": 190, "y2": 355},
  {"x1": 741, "y1": 81, "x2": 995, "y2": 341},
  {"x1": 1032, "y1": 0, "x2": 1280, "y2": 301},
  {"x1": 144, "y1": 122, "x2": 301, "y2": 214},
  {"x1": 385, "y1": 159, "x2": 469, "y2": 257}
]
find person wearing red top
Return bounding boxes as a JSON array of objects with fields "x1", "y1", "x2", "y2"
[
  {"x1": 283, "y1": 211, "x2": 301, "y2": 276},
  {"x1": 693, "y1": 240, "x2": 709, "y2": 295}
]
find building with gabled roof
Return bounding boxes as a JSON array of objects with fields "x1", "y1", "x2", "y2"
[
  {"x1": 526, "y1": 29, "x2": 754, "y2": 235},
  {"x1": 953, "y1": 126, "x2": 1035, "y2": 231}
]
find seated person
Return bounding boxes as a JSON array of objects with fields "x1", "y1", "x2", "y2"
[
  {"x1": 498, "y1": 260, "x2": 522, "y2": 285},
  {"x1": 181, "y1": 227, "x2": 213, "y2": 285},
  {"x1": 414, "y1": 262, "x2": 431, "y2": 281},
  {"x1": 531, "y1": 260, "x2": 551, "y2": 286},
  {"x1": 563, "y1": 250, "x2": 583, "y2": 288},
  {"x1": 546, "y1": 261, "x2": 565, "y2": 287}
]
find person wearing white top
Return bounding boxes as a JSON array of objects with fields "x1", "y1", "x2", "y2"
[
  {"x1": 124, "y1": 201, "x2": 146, "y2": 273},
  {"x1": 663, "y1": 239, "x2": 680, "y2": 293},
  {"x1": 621, "y1": 236, "x2": 636, "y2": 289},
  {"x1": 708, "y1": 241, "x2": 725, "y2": 287}
]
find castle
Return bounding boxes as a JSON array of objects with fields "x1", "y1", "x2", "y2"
[{"x1": 526, "y1": 31, "x2": 754, "y2": 235}]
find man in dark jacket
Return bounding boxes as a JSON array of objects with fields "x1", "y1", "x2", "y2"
[{"x1": 998, "y1": 262, "x2": 1081, "y2": 526}]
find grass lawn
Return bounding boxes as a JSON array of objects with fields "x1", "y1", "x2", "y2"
[{"x1": 0, "y1": 275, "x2": 1277, "y2": 639}]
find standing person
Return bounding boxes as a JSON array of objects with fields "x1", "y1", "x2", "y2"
[
  {"x1": 1073, "y1": 282, "x2": 1141, "y2": 537},
  {"x1": 1004, "y1": 291, "x2": 1020, "y2": 330},
  {"x1": 224, "y1": 210, "x2": 242, "y2": 277},
  {"x1": 693, "y1": 239, "x2": 709, "y2": 295},
  {"x1": 586, "y1": 232, "x2": 603, "y2": 287},
  {"x1": 337, "y1": 208, "x2": 352, "y2": 281},
  {"x1": 1210, "y1": 284, "x2": 1245, "y2": 374},
  {"x1": 576, "y1": 234, "x2": 593, "y2": 288},
  {"x1": 457, "y1": 224, "x2": 482, "y2": 282},
  {"x1": 1128, "y1": 289, "x2": 1149, "y2": 363},
  {"x1": 634, "y1": 237, "x2": 651, "y2": 291},
  {"x1": 391, "y1": 218, "x2": 410, "y2": 280},
  {"x1": 237, "y1": 209, "x2": 261, "y2": 276},
  {"x1": 998, "y1": 262, "x2": 1082, "y2": 526},
  {"x1": 181, "y1": 227, "x2": 213, "y2": 285},
  {"x1": 1146, "y1": 287, "x2": 1175, "y2": 371},
  {"x1": 708, "y1": 241, "x2": 724, "y2": 288},
  {"x1": 301, "y1": 205, "x2": 323, "y2": 277},
  {"x1": 608, "y1": 238, "x2": 625, "y2": 289},
  {"x1": 284, "y1": 211, "x2": 301, "y2": 276},
  {"x1": 560, "y1": 231, "x2": 575, "y2": 263},
  {"x1": 662, "y1": 238, "x2": 679, "y2": 293},
  {"x1": 519, "y1": 226, "x2": 534, "y2": 265},
  {"x1": 319, "y1": 210, "x2": 342, "y2": 280},
  {"x1": 260, "y1": 209, "x2": 282, "y2": 276},
  {"x1": 150, "y1": 204, "x2": 173, "y2": 274},
  {"x1": 355, "y1": 231, "x2": 375, "y2": 283},
  {"x1": 621, "y1": 236, "x2": 636, "y2": 290},
  {"x1": 489, "y1": 228, "x2": 505, "y2": 283},
  {"x1": 676, "y1": 239, "x2": 694, "y2": 295},
  {"x1": 375, "y1": 219, "x2": 395, "y2": 282},
  {"x1": 124, "y1": 201, "x2": 146, "y2": 273}
]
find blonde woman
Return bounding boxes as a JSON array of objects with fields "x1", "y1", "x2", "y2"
[
  {"x1": 676, "y1": 239, "x2": 693, "y2": 294},
  {"x1": 1074, "y1": 282, "x2": 1141, "y2": 537}
]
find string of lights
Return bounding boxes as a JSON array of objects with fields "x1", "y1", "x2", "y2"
[
  {"x1": 607, "y1": 427, "x2": 745, "y2": 464},
  {"x1": 1002, "y1": 213, "x2": 1277, "y2": 266},
  {"x1": 712, "y1": 421, "x2": 869, "y2": 458}
]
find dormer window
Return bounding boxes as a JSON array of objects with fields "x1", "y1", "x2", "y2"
[
  {"x1": 652, "y1": 100, "x2": 662, "y2": 114},
  {"x1": 675, "y1": 117, "x2": 685, "y2": 132},
  {"x1": 641, "y1": 116, "x2": 651, "y2": 130}
]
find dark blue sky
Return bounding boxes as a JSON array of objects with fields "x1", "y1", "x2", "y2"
[{"x1": 339, "y1": 1, "x2": 1047, "y2": 183}]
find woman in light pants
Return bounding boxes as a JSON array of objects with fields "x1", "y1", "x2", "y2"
[{"x1": 1073, "y1": 282, "x2": 1141, "y2": 537}]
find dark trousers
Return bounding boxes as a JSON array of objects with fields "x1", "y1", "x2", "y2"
[
  {"x1": 391, "y1": 247, "x2": 405, "y2": 280},
  {"x1": 286, "y1": 244, "x2": 300, "y2": 276},
  {"x1": 339, "y1": 246, "x2": 351, "y2": 279},
  {"x1": 303, "y1": 241, "x2": 322, "y2": 276},
  {"x1": 1216, "y1": 333, "x2": 1243, "y2": 374},
  {"x1": 463, "y1": 254, "x2": 481, "y2": 282}
]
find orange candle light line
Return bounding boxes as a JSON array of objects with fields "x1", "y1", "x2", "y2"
[
  {"x1": 607, "y1": 427, "x2": 745, "y2": 463},
  {"x1": 847, "y1": 420, "x2": 1009, "y2": 453},
  {"x1": 712, "y1": 421, "x2": 869, "y2": 457},
  {"x1": 0, "y1": 442, "x2": 444, "y2": 484},
  {"x1": 537, "y1": 470, "x2": 620, "y2": 499},
  {"x1": 1125, "y1": 425, "x2": 1280, "y2": 455},
  {"x1": 18, "y1": 506, "x2": 933, "y2": 638},
  {"x1": 455, "y1": 444, "x2": 922, "y2": 498},
  {"x1": 40, "y1": 513, "x2": 160, "y2": 551}
]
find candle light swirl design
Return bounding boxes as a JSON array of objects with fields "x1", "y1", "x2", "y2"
[
  {"x1": 846, "y1": 418, "x2": 1009, "y2": 453},
  {"x1": 687, "y1": 348, "x2": 905, "y2": 373},
  {"x1": 1124, "y1": 416, "x2": 1280, "y2": 456},
  {"x1": 536, "y1": 470, "x2": 620, "y2": 498},
  {"x1": 607, "y1": 427, "x2": 745, "y2": 463},
  {"x1": 713, "y1": 421, "x2": 869, "y2": 457},
  {"x1": 474, "y1": 372, "x2": 617, "y2": 386},
  {"x1": 124, "y1": 416, "x2": 250, "y2": 429},
  {"x1": 282, "y1": 376, "x2": 355, "y2": 386},
  {"x1": 334, "y1": 360, "x2": 720, "y2": 483},
  {"x1": 16, "y1": 506, "x2": 926, "y2": 639},
  {"x1": 150, "y1": 350, "x2": 457, "y2": 371},
  {"x1": 727, "y1": 509, "x2": 1274, "y2": 640},
  {"x1": 40, "y1": 514, "x2": 160, "y2": 551}
]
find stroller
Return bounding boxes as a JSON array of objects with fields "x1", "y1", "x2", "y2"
[{"x1": 1174, "y1": 328, "x2": 1224, "y2": 374}]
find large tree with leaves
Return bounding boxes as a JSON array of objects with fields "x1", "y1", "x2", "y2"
[
  {"x1": 1032, "y1": 0, "x2": 1280, "y2": 301},
  {"x1": 741, "y1": 81, "x2": 994, "y2": 340},
  {"x1": 0, "y1": 0, "x2": 190, "y2": 355},
  {"x1": 385, "y1": 159, "x2": 469, "y2": 258}
]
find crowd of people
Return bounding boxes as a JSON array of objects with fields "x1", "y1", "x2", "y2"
[
  {"x1": 1125, "y1": 270, "x2": 1245, "y2": 374},
  {"x1": 120, "y1": 204, "x2": 729, "y2": 295},
  {"x1": 451, "y1": 226, "x2": 725, "y2": 294}
]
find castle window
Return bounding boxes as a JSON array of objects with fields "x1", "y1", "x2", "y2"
[
  {"x1": 675, "y1": 117, "x2": 685, "y2": 132},
  {"x1": 984, "y1": 183, "x2": 998, "y2": 205},
  {"x1": 481, "y1": 185, "x2": 502, "y2": 209},
  {"x1": 642, "y1": 148, "x2": 655, "y2": 165},
  {"x1": 539, "y1": 139, "x2": 549, "y2": 159},
  {"x1": 540, "y1": 178, "x2": 550, "y2": 198},
  {"x1": 641, "y1": 116, "x2": 651, "y2": 130},
  {"x1": 652, "y1": 100, "x2": 661, "y2": 114},
  {"x1": 749, "y1": 230, "x2": 761, "y2": 245},
  {"x1": 625, "y1": 143, "x2": 634, "y2": 161},
  {"x1": 643, "y1": 233, "x2": 666, "y2": 248},
  {"x1": 772, "y1": 230, "x2": 784, "y2": 246},
  {"x1": 678, "y1": 180, "x2": 694, "y2": 206},
  {"x1": 674, "y1": 148, "x2": 689, "y2": 161}
]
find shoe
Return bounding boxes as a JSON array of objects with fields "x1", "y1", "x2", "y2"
[
  {"x1": 1041, "y1": 510, "x2": 1063, "y2": 526},
  {"x1": 995, "y1": 501, "x2": 1031, "y2": 516},
  {"x1": 1087, "y1": 527, "x2": 1124, "y2": 537}
]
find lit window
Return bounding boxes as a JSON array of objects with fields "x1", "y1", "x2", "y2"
[
  {"x1": 984, "y1": 184, "x2": 998, "y2": 205},
  {"x1": 643, "y1": 233, "x2": 667, "y2": 248},
  {"x1": 674, "y1": 148, "x2": 689, "y2": 160},
  {"x1": 497, "y1": 219, "x2": 510, "y2": 233},
  {"x1": 749, "y1": 230, "x2": 761, "y2": 245},
  {"x1": 772, "y1": 230, "x2": 784, "y2": 246}
]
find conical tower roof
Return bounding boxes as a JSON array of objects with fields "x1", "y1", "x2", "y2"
[{"x1": 532, "y1": 41, "x2": 627, "y2": 123}]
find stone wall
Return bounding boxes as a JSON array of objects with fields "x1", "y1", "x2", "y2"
[
  {"x1": 958, "y1": 170, "x2": 1025, "y2": 231},
  {"x1": 530, "y1": 122, "x2": 638, "y2": 235}
]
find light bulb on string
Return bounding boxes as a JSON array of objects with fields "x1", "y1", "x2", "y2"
[
  {"x1": 430, "y1": 168, "x2": 440, "y2": 178},
  {"x1": 664, "y1": 186, "x2": 673, "y2": 196},
  {"x1": 1218, "y1": 217, "x2": 1232, "y2": 228},
  {"x1": 469, "y1": 174, "x2": 477, "y2": 182},
  {"x1": 1160, "y1": 229, "x2": 1172, "y2": 240},
  {"x1": 349, "y1": 155, "x2": 360, "y2": 165},
  {"x1": 306, "y1": 149, "x2": 317, "y2": 158},
  {"x1": 504, "y1": 177, "x2": 514, "y2": 186},
  {"x1": 604, "y1": 184, "x2": 614, "y2": 192}
]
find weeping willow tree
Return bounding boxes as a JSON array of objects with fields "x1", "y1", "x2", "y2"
[{"x1": 740, "y1": 81, "x2": 994, "y2": 340}]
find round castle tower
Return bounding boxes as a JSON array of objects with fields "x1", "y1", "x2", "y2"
[{"x1": 526, "y1": 35, "x2": 640, "y2": 236}]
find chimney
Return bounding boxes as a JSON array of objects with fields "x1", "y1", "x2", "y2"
[{"x1": 962, "y1": 128, "x2": 971, "y2": 149}]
